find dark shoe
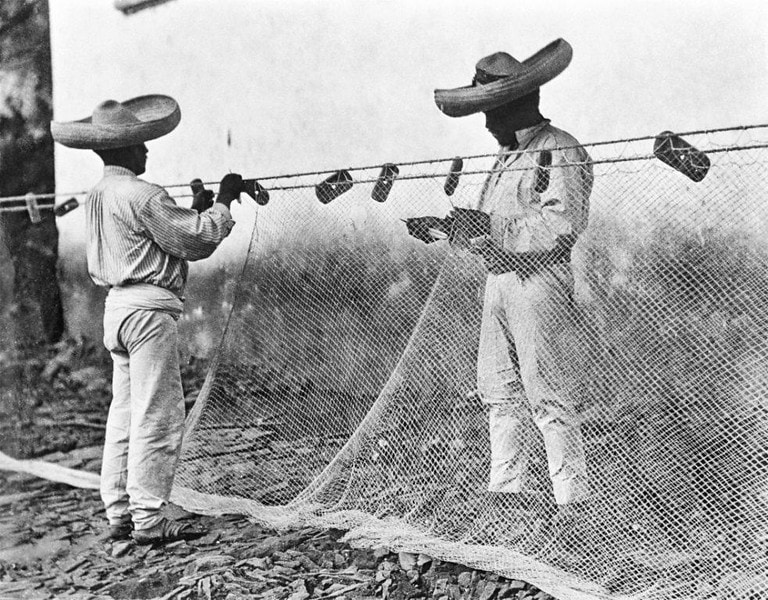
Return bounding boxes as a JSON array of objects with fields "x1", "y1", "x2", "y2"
[
  {"x1": 100, "y1": 518, "x2": 133, "y2": 542},
  {"x1": 132, "y1": 518, "x2": 206, "y2": 546},
  {"x1": 110, "y1": 520, "x2": 134, "y2": 540}
]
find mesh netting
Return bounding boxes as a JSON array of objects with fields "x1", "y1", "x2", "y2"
[{"x1": 172, "y1": 125, "x2": 768, "y2": 600}]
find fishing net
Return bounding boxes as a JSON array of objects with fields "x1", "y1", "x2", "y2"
[{"x1": 172, "y1": 125, "x2": 768, "y2": 600}]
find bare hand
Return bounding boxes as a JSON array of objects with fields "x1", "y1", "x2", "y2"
[
  {"x1": 404, "y1": 216, "x2": 452, "y2": 244},
  {"x1": 480, "y1": 242, "x2": 518, "y2": 275},
  {"x1": 216, "y1": 173, "x2": 244, "y2": 208},
  {"x1": 190, "y1": 179, "x2": 214, "y2": 213},
  {"x1": 449, "y1": 207, "x2": 491, "y2": 239}
]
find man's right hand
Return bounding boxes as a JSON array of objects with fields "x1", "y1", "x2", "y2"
[
  {"x1": 449, "y1": 207, "x2": 491, "y2": 239},
  {"x1": 404, "y1": 216, "x2": 452, "y2": 244},
  {"x1": 216, "y1": 173, "x2": 244, "y2": 208}
]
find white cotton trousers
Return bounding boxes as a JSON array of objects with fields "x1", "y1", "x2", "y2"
[
  {"x1": 476, "y1": 264, "x2": 588, "y2": 505},
  {"x1": 100, "y1": 285, "x2": 185, "y2": 530}
]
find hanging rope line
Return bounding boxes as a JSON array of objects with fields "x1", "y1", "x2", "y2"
[{"x1": 1, "y1": 123, "x2": 767, "y2": 208}]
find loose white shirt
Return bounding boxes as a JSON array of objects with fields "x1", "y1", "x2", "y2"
[{"x1": 85, "y1": 166, "x2": 234, "y2": 297}]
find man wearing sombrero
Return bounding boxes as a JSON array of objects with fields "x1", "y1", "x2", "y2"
[
  {"x1": 51, "y1": 95, "x2": 244, "y2": 545},
  {"x1": 431, "y1": 40, "x2": 594, "y2": 530}
]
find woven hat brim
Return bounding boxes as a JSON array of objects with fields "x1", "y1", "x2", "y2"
[
  {"x1": 51, "y1": 95, "x2": 181, "y2": 149},
  {"x1": 434, "y1": 39, "x2": 573, "y2": 118}
]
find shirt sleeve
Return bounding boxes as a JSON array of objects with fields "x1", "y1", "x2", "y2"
[
  {"x1": 137, "y1": 189, "x2": 235, "y2": 261},
  {"x1": 501, "y1": 145, "x2": 593, "y2": 253}
]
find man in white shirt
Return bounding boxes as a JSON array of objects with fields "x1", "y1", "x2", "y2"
[
  {"x1": 51, "y1": 95, "x2": 244, "y2": 545},
  {"x1": 425, "y1": 40, "x2": 594, "y2": 535}
]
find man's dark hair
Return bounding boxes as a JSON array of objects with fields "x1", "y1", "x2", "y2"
[{"x1": 93, "y1": 146, "x2": 134, "y2": 165}]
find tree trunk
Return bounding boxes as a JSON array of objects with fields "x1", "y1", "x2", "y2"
[{"x1": 0, "y1": 0, "x2": 64, "y2": 348}]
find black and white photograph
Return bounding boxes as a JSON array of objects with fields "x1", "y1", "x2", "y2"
[{"x1": 1, "y1": 1, "x2": 768, "y2": 599}]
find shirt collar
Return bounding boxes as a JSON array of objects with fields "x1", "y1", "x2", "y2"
[
  {"x1": 497, "y1": 119, "x2": 551, "y2": 164},
  {"x1": 103, "y1": 165, "x2": 137, "y2": 178},
  {"x1": 509, "y1": 119, "x2": 551, "y2": 151}
]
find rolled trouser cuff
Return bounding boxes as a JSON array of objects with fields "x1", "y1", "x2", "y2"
[
  {"x1": 488, "y1": 475, "x2": 525, "y2": 494},
  {"x1": 132, "y1": 509, "x2": 164, "y2": 531},
  {"x1": 552, "y1": 474, "x2": 590, "y2": 505}
]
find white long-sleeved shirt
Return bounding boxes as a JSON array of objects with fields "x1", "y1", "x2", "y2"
[
  {"x1": 85, "y1": 166, "x2": 234, "y2": 297},
  {"x1": 476, "y1": 120, "x2": 594, "y2": 253}
]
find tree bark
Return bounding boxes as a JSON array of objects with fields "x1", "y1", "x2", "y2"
[{"x1": 0, "y1": 0, "x2": 64, "y2": 348}]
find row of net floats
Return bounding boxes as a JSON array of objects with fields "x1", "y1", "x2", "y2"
[
  {"x1": 0, "y1": 131, "x2": 711, "y2": 222},
  {"x1": 262, "y1": 130, "x2": 710, "y2": 207}
]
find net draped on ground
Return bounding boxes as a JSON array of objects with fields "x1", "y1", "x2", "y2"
[{"x1": 172, "y1": 125, "x2": 768, "y2": 600}]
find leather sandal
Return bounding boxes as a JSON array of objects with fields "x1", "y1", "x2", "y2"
[
  {"x1": 101, "y1": 518, "x2": 133, "y2": 542},
  {"x1": 132, "y1": 518, "x2": 206, "y2": 546}
]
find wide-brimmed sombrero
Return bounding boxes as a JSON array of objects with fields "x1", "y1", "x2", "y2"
[
  {"x1": 434, "y1": 38, "x2": 572, "y2": 118},
  {"x1": 50, "y1": 94, "x2": 180, "y2": 149}
]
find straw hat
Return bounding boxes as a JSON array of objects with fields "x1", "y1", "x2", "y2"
[
  {"x1": 50, "y1": 95, "x2": 180, "y2": 149},
  {"x1": 434, "y1": 39, "x2": 572, "y2": 118}
]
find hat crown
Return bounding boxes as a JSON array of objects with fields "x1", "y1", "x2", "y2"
[
  {"x1": 92, "y1": 100, "x2": 141, "y2": 126},
  {"x1": 475, "y1": 52, "x2": 524, "y2": 84}
]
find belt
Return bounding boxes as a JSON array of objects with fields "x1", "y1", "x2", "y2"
[{"x1": 515, "y1": 246, "x2": 572, "y2": 280}]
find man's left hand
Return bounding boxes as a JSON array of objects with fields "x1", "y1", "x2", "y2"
[
  {"x1": 217, "y1": 173, "x2": 245, "y2": 208},
  {"x1": 479, "y1": 242, "x2": 518, "y2": 275},
  {"x1": 190, "y1": 179, "x2": 215, "y2": 213},
  {"x1": 191, "y1": 189, "x2": 214, "y2": 213}
]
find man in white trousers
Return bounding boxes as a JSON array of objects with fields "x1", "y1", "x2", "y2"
[
  {"x1": 51, "y1": 95, "x2": 244, "y2": 545},
  {"x1": 431, "y1": 39, "x2": 594, "y2": 538}
]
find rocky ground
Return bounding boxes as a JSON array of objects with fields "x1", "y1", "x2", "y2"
[
  {"x1": 0, "y1": 339, "x2": 556, "y2": 600},
  {"x1": 0, "y1": 471, "x2": 551, "y2": 600}
]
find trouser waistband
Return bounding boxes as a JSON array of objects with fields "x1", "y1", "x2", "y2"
[{"x1": 105, "y1": 283, "x2": 183, "y2": 318}]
